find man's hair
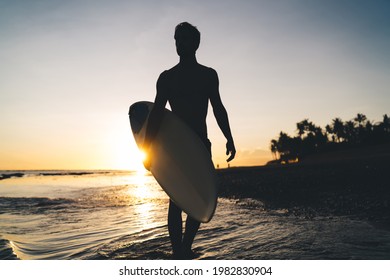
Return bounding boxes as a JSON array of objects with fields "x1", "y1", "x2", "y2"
[{"x1": 175, "y1": 22, "x2": 201, "y2": 49}]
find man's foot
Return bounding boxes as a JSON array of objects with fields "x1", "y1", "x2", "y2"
[
  {"x1": 181, "y1": 248, "x2": 197, "y2": 260},
  {"x1": 170, "y1": 248, "x2": 198, "y2": 260},
  {"x1": 171, "y1": 252, "x2": 183, "y2": 260},
  {"x1": 171, "y1": 247, "x2": 183, "y2": 260}
]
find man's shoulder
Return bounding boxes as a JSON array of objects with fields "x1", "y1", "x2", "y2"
[
  {"x1": 158, "y1": 64, "x2": 218, "y2": 81},
  {"x1": 198, "y1": 64, "x2": 217, "y2": 75},
  {"x1": 158, "y1": 65, "x2": 178, "y2": 78},
  {"x1": 163, "y1": 64, "x2": 217, "y2": 73},
  {"x1": 195, "y1": 65, "x2": 218, "y2": 83},
  {"x1": 157, "y1": 68, "x2": 172, "y2": 82}
]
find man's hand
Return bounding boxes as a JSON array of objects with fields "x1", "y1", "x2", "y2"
[{"x1": 226, "y1": 140, "x2": 236, "y2": 162}]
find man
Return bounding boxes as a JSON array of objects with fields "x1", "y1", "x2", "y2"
[{"x1": 143, "y1": 22, "x2": 236, "y2": 259}]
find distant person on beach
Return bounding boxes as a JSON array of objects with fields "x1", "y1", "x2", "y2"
[{"x1": 143, "y1": 22, "x2": 236, "y2": 259}]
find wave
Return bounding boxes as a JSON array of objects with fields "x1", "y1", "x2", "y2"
[
  {"x1": 0, "y1": 172, "x2": 24, "y2": 180},
  {"x1": 0, "y1": 238, "x2": 19, "y2": 260},
  {"x1": 0, "y1": 197, "x2": 76, "y2": 214},
  {"x1": 0, "y1": 170, "x2": 117, "y2": 181}
]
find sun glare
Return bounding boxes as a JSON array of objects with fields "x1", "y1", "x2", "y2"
[
  {"x1": 138, "y1": 149, "x2": 147, "y2": 162},
  {"x1": 113, "y1": 139, "x2": 149, "y2": 172},
  {"x1": 133, "y1": 149, "x2": 147, "y2": 173}
]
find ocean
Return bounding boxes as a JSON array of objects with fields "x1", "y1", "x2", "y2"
[{"x1": 1, "y1": 170, "x2": 390, "y2": 260}]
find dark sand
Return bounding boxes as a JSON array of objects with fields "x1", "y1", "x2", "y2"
[{"x1": 217, "y1": 151, "x2": 390, "y2": 228}]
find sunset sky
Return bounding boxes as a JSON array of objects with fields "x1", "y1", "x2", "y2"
[{"x1": 1, "y1": 0, "x2": 389, "y2": 170}]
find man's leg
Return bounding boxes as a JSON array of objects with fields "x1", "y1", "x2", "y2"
[
  {"x1": 180, "y1": 138, "x2": 210, "y2": 258},
  {"x1": 182, "y1": 216, "x2": 200, "y2": 257},
  {"x1": 168, "y1": 200, "x2": 182, "y2": 257}
]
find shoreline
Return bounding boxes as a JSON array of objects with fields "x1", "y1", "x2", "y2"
[{"x1": 216, "y1": 155, "x2": 390, "y2": 228}]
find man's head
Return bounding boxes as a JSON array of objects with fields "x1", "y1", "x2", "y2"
[{"x1": 174, "y1": 22, "x2": 200, "y2": 57}]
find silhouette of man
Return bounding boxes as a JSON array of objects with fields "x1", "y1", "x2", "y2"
[{"x1": 143, "y1": 22, "x2": 236, "y2": 259}]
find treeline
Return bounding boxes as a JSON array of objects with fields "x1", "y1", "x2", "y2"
[{"x1": 270, "y1": 113, "x2": 390, "y2": 163}]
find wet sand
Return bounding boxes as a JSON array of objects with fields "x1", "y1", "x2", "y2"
[{"x1": 217, "y1": 155, "x2": 390, "y2": 228}]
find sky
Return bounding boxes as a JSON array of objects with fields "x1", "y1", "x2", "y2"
[{"x1": 1, "y1": 0, "x2": 389, "y2": 170}]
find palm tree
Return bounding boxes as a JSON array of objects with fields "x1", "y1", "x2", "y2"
[
  {"x1": 382, "y1": 114, "x2": 390, "y2": 133},
  {"x1": 331, "y1": 118, "x2": 345, "y2": 143},
  {"x1": 344, "y1": 120, "x2": 356, "y2": 143},
  {"x1": 354, "y1": 113, "x2": 367, "y2": 127},
  {"x1": 296, "y1": 119, "x2": 310, "y2": 138},
  {"x1": 354, "y1": 113, "x2": 368, "y2": 143},
  {"x1": 270, "y1": 139, "x2": 279, "y2": 160},
  {"x1": 269, "y1": 112, "x2": 389, "y2": 165},
  {"x1": 325, "y1": 124, "x2": 335, "y2": 142},
  {"x1": 276, "y1": 132, "x2": 301, "y2": 163},
  {"x1": 373, "y1": 114, "x2": 390, "y2": 143}
]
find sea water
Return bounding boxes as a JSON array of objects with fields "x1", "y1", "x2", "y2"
[{"x1": 1, "y1": 170, "x2": 390, "y2": 260}]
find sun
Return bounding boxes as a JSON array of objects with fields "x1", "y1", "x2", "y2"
[
  {"x1": 110, "y1": 139, "x2": 149, "y2": 171},
  {"x1": 138, "y1": 149, "x2": 147, "y2": 162},
  {"x1": 132, "y1": 149, "x2": 148, "y2": 173}
]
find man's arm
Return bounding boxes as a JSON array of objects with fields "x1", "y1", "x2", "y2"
[
  {"x1": 143, "y1": 71, "x2": 168, "y2": 169},
  {"x1": 209, "y1": 69, "x2": 236, "y2": 162}
]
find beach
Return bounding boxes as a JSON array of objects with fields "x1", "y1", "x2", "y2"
[
  {"x1": 218, "y1": 155, "x2": 390, "y2": 226},
  {"x1": 1, "y1": 152, "x2": 390, "y2": 260}
]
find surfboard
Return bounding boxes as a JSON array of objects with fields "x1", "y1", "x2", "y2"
[{"x1": 129, "y1": 101, "x2": 218, "y2": 223}]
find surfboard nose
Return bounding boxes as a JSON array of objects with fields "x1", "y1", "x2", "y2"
[{"x1": 129, "y1": 102, "x2": 150, "y2": 134}]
